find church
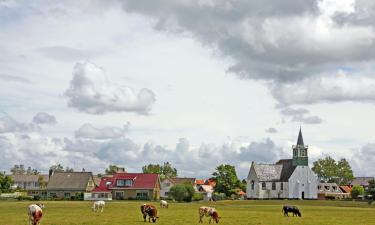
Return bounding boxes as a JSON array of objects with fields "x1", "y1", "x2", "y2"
[{"x1": 246, "y1": 128, "x2": 318, "y2": 199}]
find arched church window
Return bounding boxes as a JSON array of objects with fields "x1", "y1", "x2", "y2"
[
  {"x1": 262, "y1": 182, "x2": 266, "y2": 190},
  {"x1": 251, "y1": 180, "x2": 255, "y2": 190}
]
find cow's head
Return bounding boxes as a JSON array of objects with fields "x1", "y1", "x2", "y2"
[
  {"x1": 212, "y1": 212, "x2": 220, "y2": 223},
  {"x1": 296, "y1": 211, "x2": 302, "y2": 217}
]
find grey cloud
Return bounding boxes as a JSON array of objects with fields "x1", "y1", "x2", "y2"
[
  {"x1": 266, "y1": 127, "x2": 278, "y2": 133},
  {"x1": 0, "y1": 115, "x2": 39, "y2": 133},
  {"x1": 65, "y1": 62, "x2": 156, "y2": 114},
  {"x1": 33, "y1": 112, "x2": 57, "y2": 125},
  {"x1": 351, "y1": 143, "x2": 375, "y2": 177},
  {"x1": 120, "y1": 0, "x2": 375, "y2": 106},
  {"x1": 280, "y1": 107, "x2": 323, "y2": 125},
  {"x1": 0, "y1": 74, "x2": 32, "y2": 84},
  {"x1": 37, "y1": 46, "x2": 109, "y2": 62},
  {"x1": 239, "y1": 138, "x2": 282, "y2": 163},
  {"x1": 75, "y1": 123, "x2": 130, "y2": 140}
]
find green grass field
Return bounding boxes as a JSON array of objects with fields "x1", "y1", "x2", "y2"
[{"x1": 0, "y1": 200, "x2": 374, "y2": 225}]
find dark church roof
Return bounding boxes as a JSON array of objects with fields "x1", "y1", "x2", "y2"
[
  {"x1": 276, "y1": 159, "x2": 297, "y2": 182},
  {"x1": 297, "y1": 127, "x2": 304, "y2": 146}
]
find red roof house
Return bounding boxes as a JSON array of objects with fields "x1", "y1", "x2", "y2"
[{"x1": 91, "y1": 172, "x2": 161, "y2": 200}]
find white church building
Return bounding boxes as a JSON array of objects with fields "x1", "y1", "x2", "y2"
[{"x1": 246, "y1": 128, "x2": 318, "y2": 199}]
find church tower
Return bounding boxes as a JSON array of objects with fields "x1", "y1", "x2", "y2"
[{"x1": 292, "y1": 127, "x2": 308, "y2": 166}]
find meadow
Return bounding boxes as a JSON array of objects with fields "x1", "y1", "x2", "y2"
[{"x1": 0, "y1": 200, "x2": 374, "y2": 225}]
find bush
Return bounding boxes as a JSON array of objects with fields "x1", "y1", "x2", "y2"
[
  {"x1": 169, "y1": 184, "x2": 195, "y2": 202},
  {"x1": 192, "y1": 192, "x2": 204, "y2": 201},
  {"x1": 33, "y1": 195, "x2": 40, "y2": 201},
  {"x1": 351, "y1": 185, "x2": 365, "y2": 199},
  {"x1": 16, "y1": 195, "x2": 33, "y2": 201},
  {"x1": 212, "y1": 192, "x2": 226, "y2": 201}
]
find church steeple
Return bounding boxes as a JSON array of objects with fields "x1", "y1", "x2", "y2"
[{"x1": 292, "y1": 127, "x2": 308, "y2": 166}]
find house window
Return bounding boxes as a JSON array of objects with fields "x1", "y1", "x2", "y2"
[
  {"x1": 325, "y1": 186, "x2": 330, "y2": 191},
  {"x1": 272, "y1": 182, "x2": 276, "y2": 190},
  {"x1": 318, "y1": 185, "x2": 321, "y2": 190},
  {"x1": 64, "y1": 192, "x2": 71, "y2": 199},
  {"x1": 333, "y1": 186, "x2": 337, "y2": 191},
  {"x1": 164, "y1": 182, "x2": 171, "y2": 187},
  {"x1": 280, "y1": 183, "x2": 283, "y2": 190},
  {"x1": 49, "y1": 193, "x2": 57, "y2": 198},
  {"x1": 251, "y1": 180, "x2": 255, "y2": 190},
  {"x1": 262, "y1": 182, "x2": 266, "y2": 190},
  {"x1": 88, "y1": 181, "x2": 94, "y2": 187},
  {"x1": 117, "y1": 179, "x2": 133, "y2": 187}
]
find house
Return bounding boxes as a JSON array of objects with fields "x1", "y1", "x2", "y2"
[
  {"x1": 89, "y1": 172, "x2": 161, "y2": 200},
  {"x1": 11, "y1": 174, "x2": 49, "y2": 198},
  {"x1": 317, "y1": 183, "x2": 350, "y2": 199},
  {"x1": 350, "y1": 177, "x2": 375, "y2": 191},
  {"x1": 160, "y1": 177, "x2": 195, "y2": 198},
  {"x1": 46, "y1": 171, "x2": 95, "y2": 199},
  {"x1": 195, "y1": 178, "x2": 216, "y2": 201},
  {"x1": 246, "y1": 128, "x2": 318, "y2": 199}
]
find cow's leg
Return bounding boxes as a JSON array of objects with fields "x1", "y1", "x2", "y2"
[
  {"x1": 209, "y1": 217, "x2": 212, "y2": 224},
  {"x1": 143, "y1": 214, "x2": 147, "y2": 222},
  {"x1": 199, "y1": 215, "x2": 203, "y2": 223}
]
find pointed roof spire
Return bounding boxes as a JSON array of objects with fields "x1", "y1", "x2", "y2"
[{"x1": 297, "y1": 126, "x2": 304, "y2": 146}]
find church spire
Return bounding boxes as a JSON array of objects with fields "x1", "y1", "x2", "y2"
[
  {"x1": 292, "y1": 127, "x2": 308, "y2": 166},
  {"x1": 297, "y1": 127, "x2": 304, "y2": 146}
]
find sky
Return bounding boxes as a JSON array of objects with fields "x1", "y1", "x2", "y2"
[{"x1": 1, "y1": 0, "x2": 375, "y2": 179}]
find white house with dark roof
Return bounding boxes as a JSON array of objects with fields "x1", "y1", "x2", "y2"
[{"x1": 246, "y1": 128, "x2": 318, "y2": 199}]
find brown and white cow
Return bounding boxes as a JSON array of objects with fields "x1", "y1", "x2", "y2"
[
  {"x1": 140, "y1": 204, "x2": 159, "y2": 223},
  {"x1": 199, "y1": 206, "x2": 221, "y2": 224},
  {"x1": 28, "y1": 204, "x2": 43, "y2": 225}
]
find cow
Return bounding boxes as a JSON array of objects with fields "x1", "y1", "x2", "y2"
[
  {"x1": 140, "y1": 204, "x2": 159, "y2": 223},
  {"x1": 92, "y1": 200, "x2": 105, "y2": 213},
  {"x1": 28, "y1": 204, "x2": 43, "y2": 225},
  {"x1": 282, "y1": 205, "x2": 301, "y2": 217},
  {"x1": 160, "y1": 200, "x2": 168, "y2": 208},
  {"x1": 199, "y1": 206, "x2": 221, "y2": 224}
]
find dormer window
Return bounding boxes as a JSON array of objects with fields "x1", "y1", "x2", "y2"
[{"x1": 117, "y1": 179, "x2": 133, "y2": 187}]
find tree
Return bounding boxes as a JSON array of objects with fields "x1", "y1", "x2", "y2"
[
  {"x1": 169, "y1": 183, "x2": 195, "y2": 202},
  {"x1": 26, "y1": 166, "x2": 39, "y2": 175},
  {"x1": 336, "y1": 158, "x2": 354, "y2": 185},
  {"x1": 105, "y1": 165, "x2": 122, "y2": 175},
  {"x1": 312, "y1": 156, "x2": 354, "y2": 185},
  {"x1": 142, "y1": 162, "x2": 177, "y2": 180},
  {"x1": 0, "y1": 172, "x2": 13, "y2": 193},
  {"x1": 10, "y1": 164, "x2": 26, "y2": 175},
  {"x1": 212, "y1": 164, "x2": 241, "y2": 197},
  {"x1": 351, "y1": 185, "x2": 364, "y2": 199},
  {"x1": 49, "y1": 164, "x2": 64, "y2": 172},
  {"x1": 65, "y1": 167, "x2": 74, "y2": 172}
]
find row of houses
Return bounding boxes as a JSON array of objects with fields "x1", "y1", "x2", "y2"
[{"x1": 11, "y1": 170, "x2": 216, "y2": 201}]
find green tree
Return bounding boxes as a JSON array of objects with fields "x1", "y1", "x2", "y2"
[
  {"x1": 212, "y1": 164, "x2": 241, "y2": 197},
  {"x1": 336, "y1": 158, "x2": 354, "y2": 185},
  {"x1": 368, "y1": 179, "x2": 375, "y2": 196},
  {"x1": 105, "y1": 165, "x2": 122, "y2": 175},
  {"x1": 10, "y1": 164, "x2": 26, "y2": 175},
  {"x1": 312, "y1": 156, "x2": 337, "y2": 182},
  {"x1": 65, "y1": 167, "x2": 74, "y2": 172},
  {"x1": 312, "y1": 156, "x2": 354, "y2": 185},
  {"x1": 351, "y1": 185, "x2": 365, "y2": 199},
  {"x1": 26, "y1": 166, "x2": 39, "y2": 175},
  {"x1": 169, "y1": 183, "x2": 195, "y2": 202},
  {"x1": 142, "y1": 162, "x2": 177, "y2": 180},
  {"x1": 0, "y1": 172, "x2": 13, "y2": 193}
]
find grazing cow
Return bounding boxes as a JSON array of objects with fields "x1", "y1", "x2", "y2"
[
  {"x1": 28, "y1": 204, "x2": 43, "y2": 225},
  {"x1": 140, "y1": 204, "x2": 159, "y2": 223},
  {"x1": 92, "y1": 200, "x2": 106, "y2": 212},
  {"x1": 282, "y1": 205, "x2": 301, "y2": 217},
  {"x1": 199, "y1": 206, "x2": 221, "y2": 224},
  {"x1": 160, "y1": 200, "x2": 168, "y2": 208}
]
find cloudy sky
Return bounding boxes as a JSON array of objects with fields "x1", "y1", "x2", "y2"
[{"x1": 1, "y1": 0, "x2": 375, "y2": 178}]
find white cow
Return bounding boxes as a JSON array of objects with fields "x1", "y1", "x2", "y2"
[
  {"x1": 160, "y1": 200, "x2": 168, "y2": 208},
  {"x1": 92, "y1": 200, "x2": 105, "y2": 212},
  {"x1": 28, "y1": 204, "x2": 43, "y2": 225}
]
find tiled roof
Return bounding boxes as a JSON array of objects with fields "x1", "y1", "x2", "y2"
[
  {"x1": 46, "y1": 172, "x2": 92, "y2": 191},
  {"x1": 253, "y1": 163, "x2": 283, "y2": 182},
  {"x1": 276, "y1": 159, "x2": 297, "y2": 182},
  {"x1": 339, "y1": 185, "x2": 352, "y2": 193},
  {"x1": 195, "y1": 179, "x2": 205, "y2": 185},
  {"x1": 92, "y1": 173, "x2": 159, "y2": 192},
  {"x1": 350, "y1": 177, "x2": 374, "y2": 186}
]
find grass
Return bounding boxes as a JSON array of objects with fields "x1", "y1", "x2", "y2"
[{"x1": 0, "y1": 200, "x2": 374, "y2": 225}]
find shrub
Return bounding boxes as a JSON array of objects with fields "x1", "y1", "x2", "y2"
[
  {"x1": 192, "y1": 192, "x2": 204, "y2": 201},
  {"x1": 16, "y1": 195, "x2": 33, "y2": 201},
  {"x1": 212, "y1": 192, "x2": 226, "y2": 201},
  {"x1": 33, "y1": 195, "x2": 40, "y2": 201},
  {"x1": 169, "y1": 184, "x2": 195, "y2": 202},
  {"x1": 351, "y1": 185, "x2": 365, "y2": 199}
]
